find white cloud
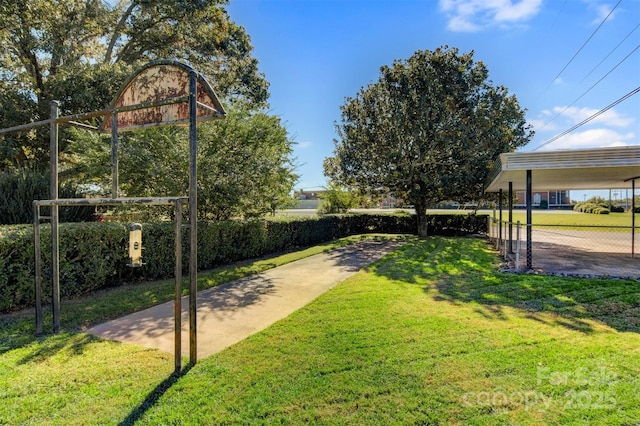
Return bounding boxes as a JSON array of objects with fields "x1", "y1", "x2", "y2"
[
  {"x1": 298, "y1": 141, "x2": 313, "y2": 149},
  {"x1": 439, "y1": 0, "x2": 542, "y2": 32},
  {"x1": 538, "y1": 128, "x2": 637, "y2": 150},
  {"x1": 552, "y1": 106, "x2": 635, "y2": 127},
  {"x1": 532, "y1": 104, "x2": 638, "y2": 150},
  {"x1": 527, "y1": 116, "x2": 559, "y2": 133},
  {"x1": 592, "y1": 2, "x2": 616, "y2": 24},
  {"x1": 494, "y1": 0, "x2": 542, "y2": 22},
  {"x1": 447, "y1": 15, "x2": 481, "y2": 32}
]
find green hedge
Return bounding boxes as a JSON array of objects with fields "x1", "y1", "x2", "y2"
[
  {"x1": 0, "y1": 213, "x2": 487, "y2": 313},
  {"x1": 573, "y1": 202, "x2": 610, "y2": 215}
]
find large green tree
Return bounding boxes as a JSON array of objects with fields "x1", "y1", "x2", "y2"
[
  {"x1": 66, "y1": 106, "x2": 298, "y2": 220},
  {"x1": 326, "y1": 46, "x2": 533, "y2": 236},
  {"x1": 0, "y1": 0, "x2": 268, "y2": 168}
]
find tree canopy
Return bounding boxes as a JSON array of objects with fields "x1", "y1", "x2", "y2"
[
  {"x1": 0, "y1": 0, "x2": 269, "y2": 168},
  {"x1": 0, "y1": 0, "x2": 302, "y2": 221},
  {"x1": 326, "y1": 46, "x2": 534, "y2": 236},
  {"x1": 66, "y1": 105, "x2": 298, "y2": 220}
]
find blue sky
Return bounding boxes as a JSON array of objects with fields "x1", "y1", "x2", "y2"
[{"x1": 226, "y1": 0, "x2": 640, "y2": 196}]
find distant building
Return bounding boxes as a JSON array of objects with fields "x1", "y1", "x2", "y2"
[
  {"x1": 295, "y1": 189, "x2": 326, "y2": 209},
  {"x1": 296, "y1": 189, "x2": 326, "y2": 200},
  {"x1": 514, "y1": 190, "x2": 571, "y2": 209},
  {"x1": 379, "y1": 194, "x2": 398, "y2": 208}
]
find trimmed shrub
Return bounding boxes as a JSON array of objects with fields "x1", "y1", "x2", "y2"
[
  {"x1": 0, "y1": 168, "x2": 96, "y2": 224},
  {"x1": 574, "y1": 202, "x2": 610, "y2": 214},
  {"x1": 0, "y1": 213, "x2": 488, "y2": 313}
]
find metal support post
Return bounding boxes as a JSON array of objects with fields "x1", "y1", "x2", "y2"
[
  {"x1": 188, "y1": 70, "x2": 198, "y2": 364},
  {"x1": 111, "y1": 112, "x2": 119, "y2": 198},
  {"x1": 526, "y1": 170, "x2": 532, "y2": 270},
  {"x1": 50, "y1": 101, "x2": 61, "y2": 333},
  {"x1": 632, "y1": 179, "x2": 636, "y2": 258},
  {"x1": 516, "y1": 221, "x2": 521, "y2": 269},
  {"x1": 174, "y1": 199, "x2": 183, "y2": 371},
  {"x1": 498, "y1": 189, "x2": 503, "y2": 248},
  {"x1": 508, "y1": 181, "x2": 513, "y2": 254},
  {"x1": 34, "y1": 204, "x2": 43, "y2": 335}
]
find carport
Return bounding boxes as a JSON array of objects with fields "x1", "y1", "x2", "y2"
[{"x1": 485, "y1": 146, "x2": 640, "y2": 272}]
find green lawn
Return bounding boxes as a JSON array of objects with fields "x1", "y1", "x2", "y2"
[
  {"x1": 1, "y1": 236, "x2": 639, "y2": 424},
  {"x1": 495, "y1": 211, "x2": 637, "y2": 227}
]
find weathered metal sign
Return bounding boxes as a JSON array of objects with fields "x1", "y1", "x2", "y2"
[{"x1": 103, "y1": 60, "x2": 225, "y2": 131}]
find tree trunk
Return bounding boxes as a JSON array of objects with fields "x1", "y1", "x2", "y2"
[{"x1": 415, "y1": 199, "x2": 429, "y2": 237}]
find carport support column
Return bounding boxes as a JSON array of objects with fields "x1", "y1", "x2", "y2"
[
  {"x1": 498, "y1": 189, "x2": 503, "y2": 244},
  {"x1": 632, "y1": 179, "x2": 636, "y2": 258},
  {"x1": 526, "y1": 170, "x2": 532, "y2": 269}
]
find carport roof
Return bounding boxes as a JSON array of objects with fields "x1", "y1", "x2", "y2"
[{"x1": 485, "y1": 145, "x2": 640, "y2": 192}]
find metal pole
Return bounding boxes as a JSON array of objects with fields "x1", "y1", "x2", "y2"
[
  {"x1": 111, "y1": 112, "x2": 119, "y2": 198},
  {"x1": 508, "y1": 181, "x2": 513, "y2": 254},
  {"x1": 632, "y1": 179, "x2": 636, "y2": 258},
  {"x1": 498, "y1": 189, "x2": 503, "y2": 248},
  {"x1": 491, "y1": 208, "x2": 496, "y2": 247},
  {"x1": 34, "y1": 204, "x2": 43, "y2": 335},
  {"x1": 50, "y1": 101, "x2": 61, "y2": 334},
  {"x1": 526, "y1": 169, "x2": 532, "y2": 270},
  {"x1": 188, "y1": 70, "x2": 198, "y2": 364},
  {"x1": 516, "y1": 221, "x2": 521, "y2": 269},
  {"x1": 174, "y1": 199, "x2": 183, "y2": 372}
]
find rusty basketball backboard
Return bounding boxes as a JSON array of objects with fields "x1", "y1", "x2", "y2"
[{"x1": 103, "y1": 60, "x2": 225, "y2": 131}]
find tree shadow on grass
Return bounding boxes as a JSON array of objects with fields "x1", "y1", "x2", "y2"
[
  {"x1": 14, "y1": 332, "x2": 100, "y2": 365},
  {"x1": 369, "y1": 237, "x2": 640, "y2": 334},
  {"x1": 0, "y1": 307, "x2": 100, "y2": 359},
  {"x1": 0, "y1": 313, "x2": 37, "y2": 356},
  {"x1": 119, "y1": 363, "x2": 193, "y2": 426},
  {"x1": 326, "y1": 238, "x2": 408, "y2": 273}
]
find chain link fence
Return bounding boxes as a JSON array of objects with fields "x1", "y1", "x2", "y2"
[{"x1": 489, "y1": 217, "x2": 640, "y2": 279}]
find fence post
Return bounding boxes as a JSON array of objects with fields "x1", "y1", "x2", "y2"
[
  {"x1": 632, "y1": 178, "x2": 636, "y2": 258},
  {"x1": 516, "y1": 221, "x2": 521, "y2": 270}
]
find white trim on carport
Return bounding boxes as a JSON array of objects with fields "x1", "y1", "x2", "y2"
[{"x1": 484, "y1": 146, "x2": 640, "y2": 269}]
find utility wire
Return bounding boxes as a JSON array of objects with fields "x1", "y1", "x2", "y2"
[
  {"x1": 577, "y1": 23, "x2": 640, "y2": 86},
  {"x1": 533, "y1": 0, "x2": 623, "y2": 108},
  {"x1": 534, "y1": 86, "x2": 640, "y2": 151},
  {"x1": 549, "y1": 0, "x2": 622, "y2": 85},
  {"x1": 535, "y1": 43, "x2": 640, "y2": 133}
]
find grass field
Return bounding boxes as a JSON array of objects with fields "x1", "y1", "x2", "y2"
[
  {"x1": 1, "y1": 235, "x2": 639, "y2": 424},
  {"x1": 366, "y1": 208, "x2": 637, "y2": 228},
  {"x1": 495, "y1": 211, "x2": 636, "y2": 228}
]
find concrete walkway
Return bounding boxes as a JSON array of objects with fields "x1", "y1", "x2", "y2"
[{"x1": 88, "y1": 240, "x2": 404, "y2": 359}]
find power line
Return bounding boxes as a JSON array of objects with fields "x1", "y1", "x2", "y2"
[
  {"x1": 534, "y1": 86, "x2": 640, "y2": 151},
  {"x1": 577, "y1": 23, "x2": 640, "y2": 86},
  {"x1": 549, "y1": 0, "x2": 622, "y2": 85},
  {"x1": 533, "y1": 0, "x2": 623, "y2": 108},
  {"x1": 535, "y1": 43, "x2": 640, "y2": 133}
]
